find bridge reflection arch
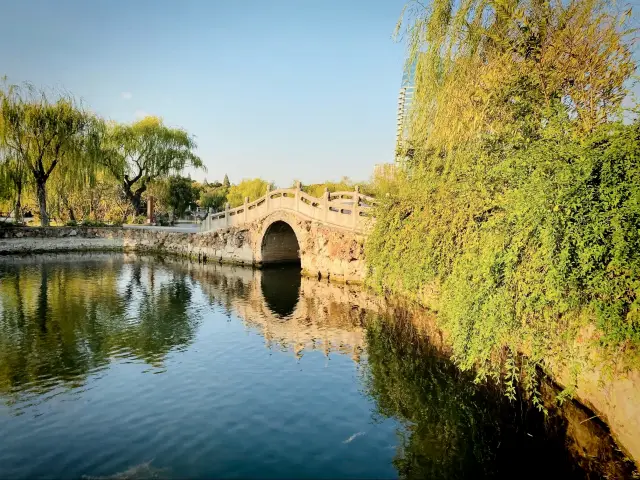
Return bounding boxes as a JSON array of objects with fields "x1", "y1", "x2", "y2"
[{"x1": 260, "y1": 267, "x2": 302, "y2": 318}]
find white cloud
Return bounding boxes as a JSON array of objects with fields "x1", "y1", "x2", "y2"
[
  {"x1": 134, "y1": 110, "x2": 149, "y2": 120},
  {"x1": 121, "y1": 92, "x2": 133, "y2": 100}
]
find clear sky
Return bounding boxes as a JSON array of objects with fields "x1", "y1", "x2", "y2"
[{"x1": 0, "y1": 0, "x2": 408, "y2": 187}]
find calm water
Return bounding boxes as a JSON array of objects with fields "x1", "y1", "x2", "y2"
[{"x1": 0, "y1": 253, "x2": 635, "y2": 479}]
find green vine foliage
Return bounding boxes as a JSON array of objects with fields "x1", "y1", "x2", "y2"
[
  {"x1": 367, "y1": 0, "x2": 639, "y2": 396},
  {"x1": 366, "y1": 116, "x2": 640, "y2": 391}
]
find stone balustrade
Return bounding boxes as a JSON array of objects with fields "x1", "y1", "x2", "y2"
[{"x1": 200, "y1": 184, "x2": 376, "y2": 233}]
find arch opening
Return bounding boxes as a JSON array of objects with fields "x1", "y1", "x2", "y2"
[{"x1": 260, "y1": 221, "x2": 301, "y2": 267}]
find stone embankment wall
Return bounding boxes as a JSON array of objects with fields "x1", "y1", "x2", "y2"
[
  {"x1": 0, "y1": 227, "x2": 253, "y2": 265},
  {"x1": 0, "y1": 222, "x2": 367, "y2": 282}
]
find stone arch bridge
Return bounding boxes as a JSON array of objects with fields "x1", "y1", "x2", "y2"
[{"x1": 197, "y1": 184, "x2": 376, "y2": 282}]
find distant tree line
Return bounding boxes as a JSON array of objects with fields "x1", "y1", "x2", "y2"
[{"x1": 0, "y1": 82, "x2": 203, "y2": 226}]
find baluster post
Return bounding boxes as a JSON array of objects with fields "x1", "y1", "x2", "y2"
[
  {"x1": 244, "y1": 197, "x2": 248, "y2": 222},
  {"x1": 323, "y1": 187, "x2": 329, "y2": 223},
  {"x1": 225, "y1": 202, "x2": 230, "y2": 227},
  {"x1": 265, "y1": 184, "x2": 271, "y2": 213},
  {"x1": 295, "y1": 181, "x2": 301, "y2": 212},
  {"x1": 353, "y1": 185, "x2": 360, "y2": 231}
]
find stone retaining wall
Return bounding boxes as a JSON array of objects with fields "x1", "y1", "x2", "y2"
[
  {"x1": 0, "y1": 224, "x2": 366, "y2": 282},
  {"x1": 0, "y1": 226, "x2": 254, "y2": 265}
]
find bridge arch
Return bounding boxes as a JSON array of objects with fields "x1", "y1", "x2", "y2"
[{"x1": 257, "y1": 214, "x2": 303, "y2": 266}]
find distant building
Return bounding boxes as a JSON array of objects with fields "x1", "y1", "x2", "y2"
[{"x1": 395, "y1": 59, "x2": 417, "y2": 164}]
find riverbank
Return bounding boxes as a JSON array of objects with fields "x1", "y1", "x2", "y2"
[
  {"x1": 0, "y1": 226, "x2": 253, "y2": 264},
  {"x1": 364, "y1": 281, "x2": 640, "y2": 467},
  {"x1": 0, "y1": 224, "x2": 367, "y2": 284},
  {"x1": 365, "y1": 278, "x2": 640, "y2": 467}
]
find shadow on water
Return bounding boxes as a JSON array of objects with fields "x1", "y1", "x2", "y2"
[
  {"x1": 362, "y1": 312, "x2": 638, "y2": 479},
  {"x1": 0, "y1": 253, "x2": 636, "y2": 479}
]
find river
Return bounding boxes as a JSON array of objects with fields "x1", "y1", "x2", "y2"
[{"x1": 0, "y1": 253, "x2": 635, "y2": 479}]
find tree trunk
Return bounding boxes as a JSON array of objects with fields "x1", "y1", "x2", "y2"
[
  {"x1": 36, "y1": 180, "x2": 49, "y2": 226},
  {"x1": 13, "y1": 188, "x2": 22, "y2": 224},
  {"x1": 60, "y1": 194, "x2": 76, "y2": 223},
  {"x1": 123, "y1": 182, "x2": 145, "y2": 216},
  {"x1": 131, "y1": 192, "x2": 144, "y2": 215}
]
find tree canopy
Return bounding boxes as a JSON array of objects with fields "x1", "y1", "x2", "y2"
[
  {"x1": 97, "y1": 116, "x2": 203, "y2": 214},
  {"x1": 200, "y1": 185, "x2": 228, "y2": 212},
  {"x1": 163, "y1": 175, "x2": 199, "y2": 221},
  {"x1": 367, "y1": 0, "x2": 640, "y2": 398},
  {"x1": 395, "y1": 0, "x2": 636, "y2": 156},
  {"x1": 226, "y1": 178, "x2": 274, "y2": 207},
  {"x1": 0, "y1": 82, "x2": 205, "y2": 226},
  {"x1": 0, "y1": 83, "x2": 92, "y2": 225}
]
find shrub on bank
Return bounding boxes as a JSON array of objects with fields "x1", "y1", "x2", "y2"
[
  {"x1": 366, "y1": 119, "x2": 640, "y2": 391},
  {"x1": 369, "y1": 0, "x2": 639, "y2": 398}
]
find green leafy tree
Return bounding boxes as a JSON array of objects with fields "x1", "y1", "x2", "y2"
[
  {"x1": 0, "y1": 83, "x2": 91, "y2": 225},
  {"x1": 394, "y1": 0, "x2": 635, "y2": 155},
  {"x1": 200, "y1": 186, "x2": 227, "y2": 212},
  {"x1": 0, "y1": 153, "x2": 29, "y2": 223},
  {"x1": 299, "y1": 177, "x2": 371, "y2": 198},
  {"x1": 222, "y1": 174, "x2": 230, "y2": 188},
  {"x1": 366, "y1": 0, "x2": 640, "y2": 392},
  {"x1": 163, "y1": 175, "x2": 199, "y2": 222},
  {"x1": 226, "y1": 178, "x2": 274, "y2": 207},
  {"x1": 96, "y1": 116, "x2": 203, "y2": 215}
]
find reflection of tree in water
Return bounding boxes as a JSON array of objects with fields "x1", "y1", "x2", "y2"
[
  {"x1": 114, "y1": 264, "x2": 195, "y2": 364},
  {"x1": 0, "y1": 257, "x2": 200, "y2": 402},
  {"x1": 362, "y1": 314, "x2": 627, "y2": 480}
]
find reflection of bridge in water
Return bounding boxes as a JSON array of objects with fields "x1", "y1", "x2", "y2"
[{"x1": 151, "y1": 255, "x2": 385, "y2": 362}]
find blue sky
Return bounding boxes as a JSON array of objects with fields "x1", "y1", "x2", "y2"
[
  {"x1": 2, "y1": 1, "x2": 637, "y2": 187},
  {"x1": 0, "y1": 0, "x2": 408, "y2": 186}
]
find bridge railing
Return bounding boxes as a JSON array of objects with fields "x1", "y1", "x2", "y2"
[{"x1": 200, "y1": 184, "x2": 377, "y2": 233}]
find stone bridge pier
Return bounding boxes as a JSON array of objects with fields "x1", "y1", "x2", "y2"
[{"x1": 253, "y1": 210, "x2": 366, "y2": 281}]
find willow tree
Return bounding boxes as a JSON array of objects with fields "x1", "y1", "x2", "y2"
[
  {"x1": 396, "y1": 0, "x2": 636, "y2": 158},
  {"x1": 0, "y1": 154, "x2": 29, "y2": 223},
  {"x1": 96, "y1": 116, "x2": 203, "y2": 215},
  {"x1": 367, "y1": 0, "x2": 639, "y2": 394},
  {"x1": 0, "y1": 84, "x2": 90, "y2": 225}
]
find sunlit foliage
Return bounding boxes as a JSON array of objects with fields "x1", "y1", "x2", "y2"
[
  {"x1": 226, "y1": 178, "x2": 275, "y2": 207},
  {"x1": 367, "y1": 0, "x2": 639, "y2": 394},
  {"x1": 0, "y1": 81, "x2": 204, "y2": 224},
  {"x1": 0, "y1": 83, "x2": 92, "y2": 225},
  {"x1": 95, "y1": 116, "x2": 203, "y2": 215}
]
